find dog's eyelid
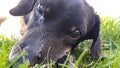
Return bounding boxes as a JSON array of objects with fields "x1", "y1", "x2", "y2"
[{"x1": 70, "y1": 30, "x2": 81, "y2": 39}]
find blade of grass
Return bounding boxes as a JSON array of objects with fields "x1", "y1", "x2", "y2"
[
  {"x1": 50, "y1": 60, "x2": 53, "y2": 68},
  {"x1": 8, "y1": 50, "x2": 26, "y2": 68},
  {"x1": 74, "y1": 48, "x2": 88, "y2": 68},
  {"x1": 61, "y1": 52, "x2": 70, "y2": 68}
]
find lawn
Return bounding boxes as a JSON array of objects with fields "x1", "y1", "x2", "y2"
[{"x1": 0, "y1": 17, "x2": 120, "y2": 68}]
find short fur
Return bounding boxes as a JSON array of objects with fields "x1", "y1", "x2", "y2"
[{"x1": 9, "y1": 0, "x2": 101, "y2": 67}]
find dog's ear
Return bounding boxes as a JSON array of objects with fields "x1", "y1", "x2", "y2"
[
  {"x1": 9, "y1": 0, "x2": 37, "y2": 16},
  {"x1": 90, "y1": 15, "x2": 101, "y2": 60},
  {"x1": 91, "y1": 35, "x2": 101, "y2": 60}
]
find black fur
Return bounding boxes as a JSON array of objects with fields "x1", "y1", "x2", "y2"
[{"x1": 9, "y1": 0, "x2": 101, "y2": 67}]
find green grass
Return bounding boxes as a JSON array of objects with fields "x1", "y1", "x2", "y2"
[
  {"x1": 0, "y1": 36, "x2": 18, "y2": 68},
  {"x1": 0, "y1": 17, "x2": 120, "y2": 68}
]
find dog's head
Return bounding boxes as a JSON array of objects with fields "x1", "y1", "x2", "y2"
[{"x1": 9, "y1": 0, "x2": 100, "y2": 66}]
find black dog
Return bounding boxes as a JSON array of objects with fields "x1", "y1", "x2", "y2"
[{"x1": 9, "y1": 0, "x2": 101, "y2": 67}]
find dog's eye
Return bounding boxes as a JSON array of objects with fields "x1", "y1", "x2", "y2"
[
  {"x1": 70, "y1": 30, "x2": 80, "y2": 38},
  {"x1": 37, "y1": 4, "x2": 45, "y2": 15}
]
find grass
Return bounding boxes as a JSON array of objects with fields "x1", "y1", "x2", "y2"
[
  {"x1": 0, "y1": 36, "x2": 17, "y2": 68},
  {"x1": 0, "y1": 17, "x2": 120, "y2": 68}
]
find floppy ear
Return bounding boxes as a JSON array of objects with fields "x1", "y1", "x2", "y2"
[
  {"x1": 9, "y1": 0, "x2": 37, "y2": 16},
  {"x1": 90, "y1": 15, "x2": 101, "y2": 60}
]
